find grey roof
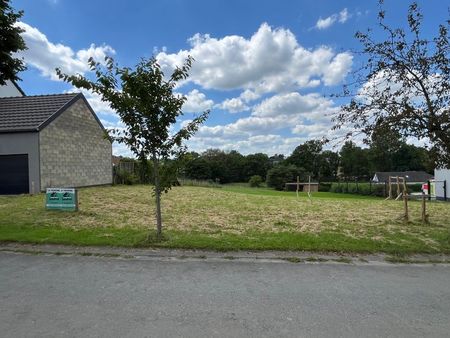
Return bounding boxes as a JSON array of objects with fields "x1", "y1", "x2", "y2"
[
  {"x1": 0, "y1": 93, "x2": 80, "y2": 133},
  {"x1": 373, "y1": 171, "x2": 434, "y2": 183}
]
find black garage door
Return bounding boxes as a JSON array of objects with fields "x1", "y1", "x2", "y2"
[{"x1": 0, "y1": 154, "x2": 29, "y2": 195}]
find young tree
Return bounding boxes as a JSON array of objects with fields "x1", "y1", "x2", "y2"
[
  {"x1": 0, "y1": 0, "x2": 27, "y2": 85},
  {"x1": 333, "y1": 1, "x2": 450, "y2": 167},
  {"x1": 57, "y1": 56, "x2": 209, "y2": 239}
]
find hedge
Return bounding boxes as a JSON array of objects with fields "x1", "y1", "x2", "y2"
[{"x1": 328, "y1": 182, "x2": 423, "y2": 197}]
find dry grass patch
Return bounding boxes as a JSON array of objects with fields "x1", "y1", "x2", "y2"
[{"x1": 1, "y1": 185, "x2": 449, "y2": 253}]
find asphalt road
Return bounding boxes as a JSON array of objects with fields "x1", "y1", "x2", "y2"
[{"x1": 1, "y1": 252, "x2": 449, "y2": 338}]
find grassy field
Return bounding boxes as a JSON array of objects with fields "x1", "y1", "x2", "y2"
[{"x1": 0, "y1": 185, "x2": 449, "y2": 254}]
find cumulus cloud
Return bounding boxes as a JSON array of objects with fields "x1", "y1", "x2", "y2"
[
  {"x1": 217, "y1": 98, "x2": 249, "y2": 113},
  {"x1": 239, "y1": 89, "x2": 260, "y2": 103},
  {"x1": 182, "y1": 89, "x2": 214, "y2": 113},
  {"x1": 156, "y1": 23, "x2": 352, "y2": 93},
  {"x1": 315, "y1": 8, "x2": 351, "y2": 30},
  {"x1": 253, "y1": 92, "x2": 334, "y2": 120},
  {"x1": 16, "y1": 22, "x2": 115, "y2": 80},
  {"x1": 186, "y1": 91, "x2": 341, "y2": 154}
]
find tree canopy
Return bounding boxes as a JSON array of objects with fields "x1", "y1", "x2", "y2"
[
  {"x1": 0, "y1": 0, "x2": 27, "y2": 85},
  {"x1": 333, "y1": 1, "x2": 450, "y2": 167}
]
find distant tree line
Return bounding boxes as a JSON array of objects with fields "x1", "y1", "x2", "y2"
[
  {"x1": 115, "y1": 132, "x2": 435, "y2": 190},
  {"x1": 178, "y1": 133, "x2": 434, "y2": 190}
]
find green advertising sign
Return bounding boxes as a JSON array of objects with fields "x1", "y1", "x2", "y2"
[{"x1": 46, "y1": 188, "x2": 78, "y2": 211}]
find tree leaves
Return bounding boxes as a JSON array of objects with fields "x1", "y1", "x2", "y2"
[
  {"x1": 0, "y1": 0, "x2": 27, "y2": 85},
  {"x1": 333, "y1": 1, "x2": 450, "y2": 167}
]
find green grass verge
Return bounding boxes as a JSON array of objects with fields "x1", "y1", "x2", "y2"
[{"x1": 1, "y1": 224, "x2": 448, "y2": 255}]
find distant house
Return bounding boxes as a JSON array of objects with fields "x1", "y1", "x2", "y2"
[
  {"x1": 0, "y1": 82, "x2": 112, "y2": 194},
  {"x1": 372, "y1": 171, "x2": 433, "y2": 184},
  {"x1": 112, "y1": 155, "x2": 122, "y2": 167},
  {"x1": 433, "y1": 168, "x2": 449, "y2": 201}
]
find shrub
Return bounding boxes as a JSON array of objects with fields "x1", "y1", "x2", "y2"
[
  {"x1": 115, "y1": 169, "x2": 139, "y2": 185},
  {"x1": 249, "y1": 175, "x2": 263, "y2": 187}
]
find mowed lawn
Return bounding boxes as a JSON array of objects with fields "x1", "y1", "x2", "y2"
[{"x1": 0, "y1": 185, "x2": 449, "y2": 254}]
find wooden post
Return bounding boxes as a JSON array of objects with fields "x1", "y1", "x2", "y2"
[
  {"x1": 296, "y1": 176, "x2": 299, "y2": 198},
  {"x1": 308, "y1": 175, "x2": 312, "y2": 200},
  {"x1": 421, "y1": 193, "x2": 428, "y2": 223},
  {"x1": 396, "y1": 176, "x2": 401, "y2": 197},
  {"x1": 444, "y1": 180, "x2": 447, "y2": 201},
  {"x1": 403, "y1": 190, "x2": 409, "y2": 221},
  {"x1": 388, "y1": 177, "x2": 392, "y2": 199}
]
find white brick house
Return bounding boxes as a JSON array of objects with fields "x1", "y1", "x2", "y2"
[{"x1": 0, "y1": 87, "x2": 112, "y2": 194}]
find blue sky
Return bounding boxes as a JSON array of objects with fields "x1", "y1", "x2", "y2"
[{"x1": 12, "y1": 0, "x2": 450, "y2": 156}]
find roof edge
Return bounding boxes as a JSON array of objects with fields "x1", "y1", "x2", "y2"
[
  {"x1": 37, "y1": 93, "x2": 83, "y2": 131},
  {"x1": 37, "y1": 93, "x2": 112, "y2": 143},
  {"x1": 0, "y1": 128, "x2": 39, "y2": 134}
]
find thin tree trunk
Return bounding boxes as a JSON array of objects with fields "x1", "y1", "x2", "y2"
[{"x1": 152, "y1": 156, "x2": 163, "y2": 239}]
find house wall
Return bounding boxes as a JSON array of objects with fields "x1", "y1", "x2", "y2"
[
  {"x1": 39, "y1": 98, "x2": 112, "y2": 190},
  {"x1": 434, "y1": 169, "x2": 449, "y2": 200},
  {"x1": 0, "y1": 132, "x2": 40, "y2": 192}
]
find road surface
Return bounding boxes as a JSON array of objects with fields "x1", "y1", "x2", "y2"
[{"x1": 1, "y1": 252, "x2": 449, "y2": 337}]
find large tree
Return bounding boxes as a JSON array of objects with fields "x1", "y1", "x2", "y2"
[
  {"x1": 57, "y1": 56, "x2": 209, "y2": 239},
  {"x1": 339, "y1": 141, "x2": 370, "y2": 179},
  {"x1": 286, "y1": 140, "x2": 323, "y2": 178},
  {"x1": 367, "y1": 123, "x2": 403, "y2": 173},
  {"x1": 0, "y1": 0, "x2": 27, "y2": 85},
  {"x1": 318, "y1": 150, "x2": 340, "y2": 181},
  {"x1": 243, "y1": 153, "x2": 272, "y2": 181},
  {"x1": 333, "y1": 1, "x2": 450, "y2": 167}
]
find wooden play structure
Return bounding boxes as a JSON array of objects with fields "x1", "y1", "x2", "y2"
[
  {"x1": 385, "y1": 176, "x2": 407, "y2": 200},
  {"x1": 385, "y1": 175, "x2": 429, "y2": 223},
  {"x1": 285, "y1": 176, "x2": 317, "y2": 199}
]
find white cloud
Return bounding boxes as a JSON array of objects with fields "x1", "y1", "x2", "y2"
[
  {"x1": 66, "y1": 87, "x2": 116, "y2": 116},
  {"x1": 182, "y1": 89, "x2": 214, "y2": 113},
  {"x1": 16, "y1": 22, "x2": 115, "y2": 80},
  {"x1": 315, "y1": 8, "x2": 351, "y2": 30},
  {"x1": 187, "y1": 91, "x2": 342, "y2": 154},
  {"x1": 239, "y1": 89, "x2": 260, "y2": 103},
  {"x1": 156, "y1": 23, "x2": 352, "y2": 93},
  {"x1": 315, "y1": 16, "x2": 336, "y2": 30},
  {"x1": 253, "y1": 92, "x2": 333, "y2": 118},
  {"x1": 339, "y1": 8, "x2": 350, "y2": 23},
  {"x1": 217, "y1": 98, "x2": 249, "y2": 113}
]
